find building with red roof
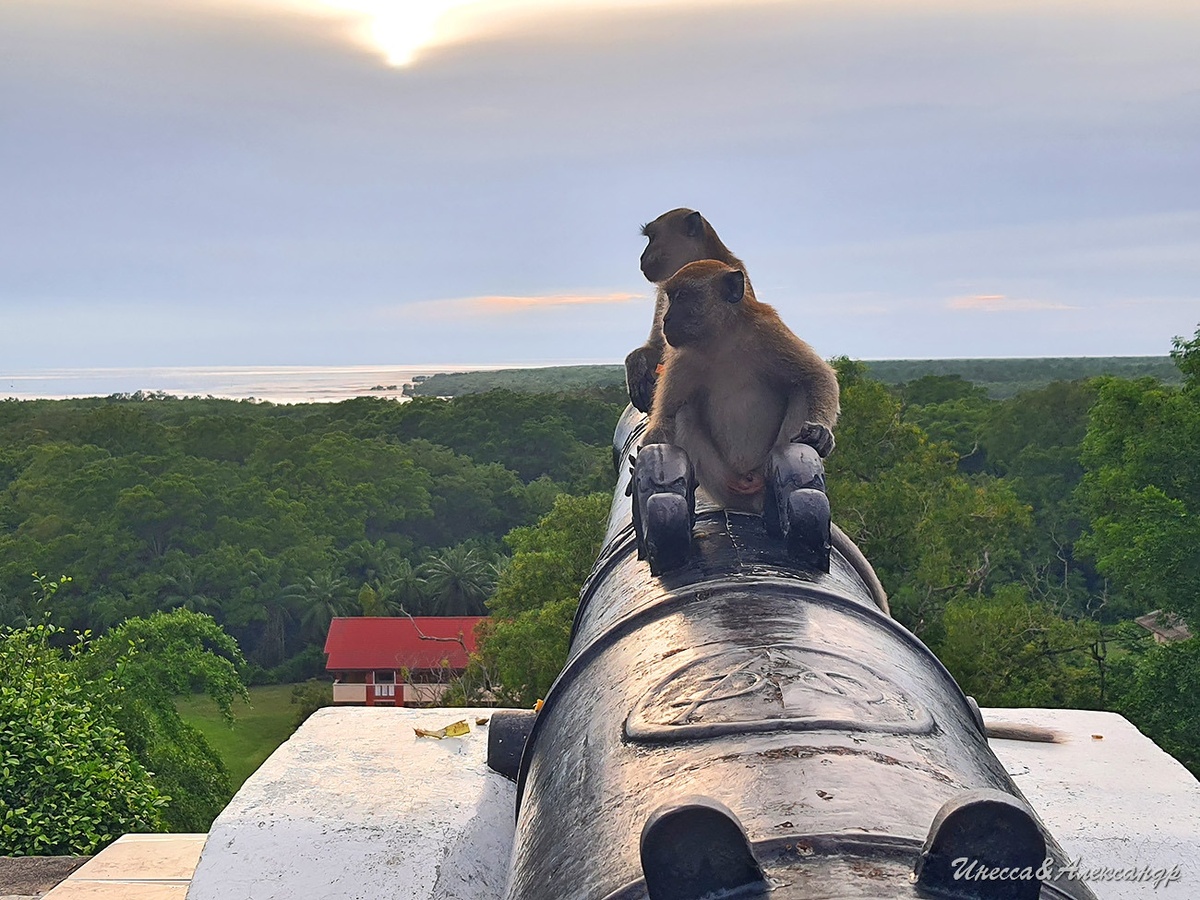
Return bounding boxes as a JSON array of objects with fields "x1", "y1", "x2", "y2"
[{"x1": 324, "y1": 616, "x2": 485, "y2": 707}]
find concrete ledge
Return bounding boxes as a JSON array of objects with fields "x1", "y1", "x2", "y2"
[
  {"x1": 188, "y1": 707, "x2": 1199, "y2": 900},
  {"x1": 0, "y1": 856, "x2": 88, "y2": 899},
  {"x1": 42, "y1": 834, "x2": 205, "y2": 900},
  {"x1": 187, "y1": 708, "x2": 515, "y2": 900},
  {"x1": 984, "y1": 708, "x2": 1200, "y2": 898}
]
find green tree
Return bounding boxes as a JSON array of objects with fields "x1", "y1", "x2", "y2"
[
  {"x1": 73, "y1": 609, "x2": 249, "y2": 832},
  {"x1": 420, "y1": 546, "x2": 498, "y2": 616},
  {"x1": 298, "y1": 570, "x2": 356, "y2": 642},
  {"x1": 827, "y1": 360, "x2": 1033, "y2": 640},
  {"x1": 980, "y1": 380, "x2": 1105, "y2": 619},
  {"x1": 1109, "y1": 637, "x2": 1200, "y2": 777},
  {"x1": 0, "y1": 624, "x2": 165, "y2": 855},
  {"x1": 476, "y1": 492, "x2": 609, "y2": 706},
  {"x1": 289, "y1": 678, "x2": 334, "y2": 729},
  {"x1": 0, "y1": 388, "x2": 621, "y2": 670},
  {"x1": 1170, "y1": 324, "x2": 1200, "y2": 386},
  {"x1": 898, "y1": 374, "x2": 993, "y2": 466},
  {"x1": 1078, "y1": 327, "x2": 1200, "y2": 626},
  {"x1": 935, "y1": 585, "x2": 1100, "y2": 709},
  {"x1": 373, "y1": 553, "x2": 428, "y2": 616},
  {"x1": 151, "y1": 553, "x2": 218, "y2": 615}
]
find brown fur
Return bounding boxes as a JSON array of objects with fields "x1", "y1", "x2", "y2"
[
  {"x1": 625, "y1": 209, "x2": 744, "y2": 413},
  {"x1": 644, "y1": 260, "x2": 839, "y2": 511},
  {"x1": 984, "y1": 722, "x2": 1063, "y2": 743},
  {"x1": 635, "y1": 223, "x2": 890, "y2": 615}
]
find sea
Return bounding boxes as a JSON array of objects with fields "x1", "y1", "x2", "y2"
[{"x1": 0, "y1": 365, "x2": 517, "y2": 404}]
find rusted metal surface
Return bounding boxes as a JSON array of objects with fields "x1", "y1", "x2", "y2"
[{"x1": 492, "y1": 407, "x2": 1098, "y2": 900}]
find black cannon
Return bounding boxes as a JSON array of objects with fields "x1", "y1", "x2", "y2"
[{"x1": 488, "y1": 406, "x2": 1098, "y2": 900}]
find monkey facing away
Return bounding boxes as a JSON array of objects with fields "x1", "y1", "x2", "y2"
[{"x1": 625, "y1": 209, "x2": 744, "y2": 414}]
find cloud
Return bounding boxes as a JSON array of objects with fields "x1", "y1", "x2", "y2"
[
  {"x1": 947, "y1": 294, "x2": 1078, "y2": 312},
  {"x1": 394, "y1": 291, "x2": 646, "y2": 321}
]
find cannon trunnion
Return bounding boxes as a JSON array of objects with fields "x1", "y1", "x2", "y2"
[{"x1": 490, "y1": 408, "x2": 1097, "y2": 900}]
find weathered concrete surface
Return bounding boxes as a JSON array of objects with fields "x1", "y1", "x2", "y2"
[
  {"x1": 985, "y1": 708, "x2": 1200, "y2": 899},
  {"x1": 0, "y1": 856, "x2": 88, "y2": 899},
  {"x1": 43, "y1": 834, "x2": 204, "y2": 900},
  {"x1": 188, "y1": 707, "x2": 1198, "y2": 900},
  {"x1": 186, "y1": 707, "x2": 515, "y2": 900}
]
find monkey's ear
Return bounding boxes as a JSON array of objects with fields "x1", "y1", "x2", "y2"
[
  {"x1": 721, "y1": 269, "x2": 745, "y2": 304},
  {"x1": 685, "y1": 211, "x2": 703, "y2": 238}
]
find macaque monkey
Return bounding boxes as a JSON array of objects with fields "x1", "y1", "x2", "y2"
[
  {"x1": 640, "y1": 261, "x2": 1058, "y2": 744},
  {"x1": 625, "y1": 209, "x2": 744, "y2": 413},
  {"x1": 641, "y1": 259, "x2": 891, "y2": 615},
  {"x1": 642, "y1": 260, "x2": 837, "y2": 509}
]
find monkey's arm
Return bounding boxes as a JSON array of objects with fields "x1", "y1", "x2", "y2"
[
  {"x1": 624, "y1": 291, "x2": 670, "y2": 412},
  {"x1": 779, "y1": 390, "x2": 836, "y2": 457},
  {"x1": 778, "y1": 366, "x2": 840, "y2": 458},
  {"x1": 625, "y1": 345, "x2": 661, "y2": 414}
]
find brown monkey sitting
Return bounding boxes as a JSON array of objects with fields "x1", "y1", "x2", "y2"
[
  {"x1": 639, "y1": 259, "x2": 890, "y2": 615},
  {"x1": 643, "y1": 259, "x2": 838, "y2": 511},
  {"x1": 625, "y1": 209, "x2": 744, "y2": 413},
  {"x1": 637, "y1": 261, "x2": 1069, "y2": 743}
]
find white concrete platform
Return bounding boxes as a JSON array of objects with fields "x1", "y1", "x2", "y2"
[
  {"x1": 984, "y1": 708, "x2": 1199, "y2": 898},
  {"x1": 187, "y1": 708, "x2": 515, "y2": 900},
  {"x1": 44, "y1": 834, "x2": 206, "y2": 899},
  {"x1": 187, "y1": 707, "x2": 1200, "y2": 900}
]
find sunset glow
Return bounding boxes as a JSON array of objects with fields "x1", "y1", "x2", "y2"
[
  {"x1": 306, "y1": 0, "x2": 711, "y2": 68},
  {"x1": 401, "y1": 292, "x2": 646, "y2": 321},
  {"x1": 947, "y1": 294, "x2": 1078, "y2": 312},
  {"x1": 314, "y1": 0, "x2": 473, "y2": 66}
]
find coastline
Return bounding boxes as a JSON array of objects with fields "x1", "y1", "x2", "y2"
[{"x1": 0, "y1": 364, "x2": 514, "y2": 404}]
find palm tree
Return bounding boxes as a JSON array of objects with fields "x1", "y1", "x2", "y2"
[
  {"x1": 155, "y1": 556, "x2": 219, "y2": 616},
  {"x1": 375, "y1": 554, "x2": 430, "y2": 616},
  {"x1": 299, "y1": 570, "x2": 356, "y2": 642},
  {"x1": 259, "y1": 581, "x2": 307, "y2": 668},
  {"x1": 419, "y1": 546, "x2": 497, "y2": 616}
]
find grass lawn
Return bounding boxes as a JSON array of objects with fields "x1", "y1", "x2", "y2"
[{"x1": 176, "y1": 683, "x2": 303, "y2": 790}]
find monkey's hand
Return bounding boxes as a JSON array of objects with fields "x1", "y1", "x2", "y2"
[
  {"x1": 624, "y1": 345, "x2": 660, "y2": 413},
  {"x1": 726, "y1": 472, "x2": 765, "y2": 496},
  {"x1": 794, "y1": 422, "x2": 835, "y2": 458}
]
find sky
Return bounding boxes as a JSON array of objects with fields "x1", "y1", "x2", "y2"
[{"x1": 2, "y1": 0, "x2": 1198, "y2": 369}]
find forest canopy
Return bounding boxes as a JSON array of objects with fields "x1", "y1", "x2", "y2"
[{"x1": 3, "y1": 336, "x2": 1200, "y2": 851}]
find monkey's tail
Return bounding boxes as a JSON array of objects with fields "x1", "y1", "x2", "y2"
[
  {"x1": 830, "y1": 523, "x2": 890, "y2": 616},
  {"x1": 984, "y1": 722, "x2": 1064, "y2": 743}
]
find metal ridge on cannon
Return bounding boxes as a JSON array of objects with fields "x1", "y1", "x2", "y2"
[{"x1": 487, "y1": 406, "x2": 1098, "y2": 900}]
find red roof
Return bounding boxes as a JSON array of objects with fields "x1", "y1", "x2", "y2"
[{"x1": 324, "y1": 617, "x2": 485, "y2": 671}]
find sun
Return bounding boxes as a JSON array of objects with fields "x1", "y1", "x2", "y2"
[{"x1": 317, "y1": 1, "x2": 474, "y2": 67}]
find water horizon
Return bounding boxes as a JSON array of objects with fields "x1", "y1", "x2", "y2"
[{"x1": 0, "y1": 363, "x2": 590, "y2": 404}]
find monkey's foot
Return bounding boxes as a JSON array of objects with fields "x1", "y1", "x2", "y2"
[
  {"x1": 793, "y1": 421, "x2": 835, "y2": 458},
  {"x1": 765, "y1": 443, "x2": 831, "y2": 571},
  {"x1": 632, "y1": 443, "x2": 696, "y2": 575}
]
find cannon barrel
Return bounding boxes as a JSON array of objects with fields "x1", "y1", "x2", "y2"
[{"x1": 491, "y1": 407, "x2": 1097, "y2": 900}]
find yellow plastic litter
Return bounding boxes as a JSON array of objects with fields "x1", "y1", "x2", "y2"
[
  {"x1": 414, "y1": 719, "x2": 471, "y2": 739},
  {"x1": 533, "y1": 699, "x2": 544, "y2": 712}
]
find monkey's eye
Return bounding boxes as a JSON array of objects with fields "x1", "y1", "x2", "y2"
[{"x1": 671, "y1": 288, "x2": 696, "y2": 305}]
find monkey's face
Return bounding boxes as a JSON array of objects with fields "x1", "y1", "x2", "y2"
[
  {"x1": 640, "y1": 209, "x2": 710, "y2": 283},
  {"x1": 661, "y1": 262, "x2": 746, "y2": 348}
]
